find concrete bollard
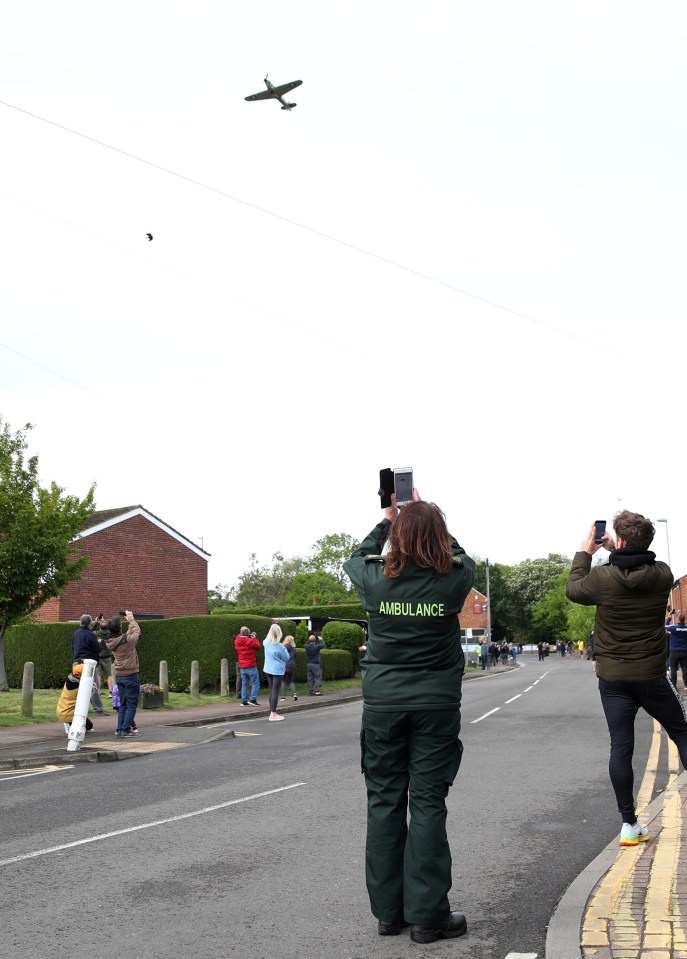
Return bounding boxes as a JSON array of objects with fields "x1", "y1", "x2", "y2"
[
  {"x1": 220, "y1": 658, "x2": 229, "y2": 697},
  {"x1": 190, "y1": 660, "x2": 200, "y2": 698},
  {"x1": 67, "y1": 659, "x2": 97, "y2": 752},
  {"x1": 21, "y1": 662, "x2": 34, "y2": 718},
  {"x1": 159, "y1": 660, "x2": 169, "y2": 704}
]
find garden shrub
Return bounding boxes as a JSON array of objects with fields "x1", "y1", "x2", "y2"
[{"x1": 322, "y1": 621, "x2": 365, "y2": 667}]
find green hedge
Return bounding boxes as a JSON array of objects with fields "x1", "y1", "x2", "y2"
[
  {"x1": 212, "y1": 602, "x2": 367, "y2": 621},
  {"x1": 4, "y1": 616, "x2": 352, "y2": 691},
  {"x1": 321, "y1": 621, "x2": 365, "y2": 667}
]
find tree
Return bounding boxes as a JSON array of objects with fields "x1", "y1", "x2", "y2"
[
  {"x1": 309, "y1": 533, "x2": 359, "y2": 586},
  {"x1": 284, "y1": 571, "x2": 350, "y2": 606},
  {"x1": 229, "y1": 553, "x2": 309, "y2": 606},
  {"x1": 472, "y1": 559, "x2": 519, "y2": 642},
  {"x1": 504, "y1": 554, "x2": 571, "y2": 636},
  {"x1": 0, "y1": 419, "x2": 95, "y2": 690},
  {"x1": 530, "y1": 572, "x2": 570, "y2": 645}
]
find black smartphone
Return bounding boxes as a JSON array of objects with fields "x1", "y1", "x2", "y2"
[
  {"x1": 594, "y1": 520, "x2": 606, "y2": 544},
  {"x1": 118, "y1": 610, "x2": 126, "y2": 617},
  {"x1": 394, "y1": 467, "x2": 413, "y2": 506}
]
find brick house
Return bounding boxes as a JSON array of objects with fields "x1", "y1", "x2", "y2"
[
  {"x1": 460, "y1": 587, "x2": 489, "y2": 640},
  {"x1": 34, "y1": 505, "x2": 210, "y2": 622}
]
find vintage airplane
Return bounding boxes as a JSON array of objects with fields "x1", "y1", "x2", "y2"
[{"x1": 245, "y1": 75, "x2": 303, "y2": 111}]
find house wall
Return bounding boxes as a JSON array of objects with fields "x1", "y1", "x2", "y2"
[
  {"x1": 33, "y1": 514, "x2": 208, "y2": 622},
  {"x1": 460, "y1": 588, "x2": 489, "y2": 632}
]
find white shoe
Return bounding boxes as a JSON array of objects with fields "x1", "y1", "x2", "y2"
[
  {"x1": 280, "y1": 697, "x2": 286, "y2": 701},
  {"x1": 619, "y1": 821, "x2": 649, "y2": 846},
  {"x1": 268, "y1": 714, "x2": 285, "y2": 722},
  {"x1": 64, "y1": 723, "x2": 70, "y2": 734}
]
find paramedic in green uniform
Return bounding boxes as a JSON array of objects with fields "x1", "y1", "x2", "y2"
[{"x1": 344, "y1": 490, "x2": 475, "y2": 944}]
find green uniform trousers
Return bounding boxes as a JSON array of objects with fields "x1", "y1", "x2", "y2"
[{"x1": 360, "y1": 707, "x2": 463, "y2": 925}]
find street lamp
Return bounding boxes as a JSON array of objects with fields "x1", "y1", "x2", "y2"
[{"x1": 656, "y1": 519, "x2": 672, "y2": 570}]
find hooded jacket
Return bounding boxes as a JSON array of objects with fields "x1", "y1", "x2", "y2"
[
  {"x1": 234, "y1": 633, "x2": 261, "y2": 669},
  {"x1": 566, "y1": 550, "x2": 672, "y2": 682},
  {"x1": 105, "y1": 621, "x2": 141, "y2": 676},
  {"x1": 344, "y1": 519, "x2": 475, "y2": 711}
]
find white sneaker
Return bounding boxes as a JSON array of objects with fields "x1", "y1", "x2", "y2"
[
  {"x1": 268, "y1": 714, "x2": 285, "y2": 722},
  {"x1": 619, "y1": 822, "x2": 650, "y2": 846},
  {"x1": 280, "y1": 697, "x2": 286, "y2": 701}
]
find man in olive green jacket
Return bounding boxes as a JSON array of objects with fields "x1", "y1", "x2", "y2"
[{"x1": 566, "y1": 511, "x2": 687, "y2": 847}]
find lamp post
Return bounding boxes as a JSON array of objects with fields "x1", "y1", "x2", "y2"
[{"x1": 656, "y1": 518, "x2": 672, "y2": 570}]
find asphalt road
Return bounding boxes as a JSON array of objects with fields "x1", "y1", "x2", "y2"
[{"x1": 0, "y1": 656, "x2": 664, "y2": 959}]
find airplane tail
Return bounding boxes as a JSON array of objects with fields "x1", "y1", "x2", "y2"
[{"x1": 281, "y1": 102, "x2": 297, "y2": 110}]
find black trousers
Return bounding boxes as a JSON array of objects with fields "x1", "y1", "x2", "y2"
[
  {"x1": 360, "y1": 708, "x2": 462, "y2": 925},
  {"x1": 598, "y1": 676, "x2": 687, "y2": 823},
  {"x1": 669, "y1": 650, "x2": 687, "y2": 689}
]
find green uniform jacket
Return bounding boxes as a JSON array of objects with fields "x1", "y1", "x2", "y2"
[
  {"x1": 565, "y1": 551, "x2": 672, "y2": 682},
  {"x1": 343, "y1": 519, "x2": 476, "y2": 712}
]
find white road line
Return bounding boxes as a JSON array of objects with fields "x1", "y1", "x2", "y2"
[
  {"x1": 0, "y1": 766, "x2": 74, "y2": 783},
  {"x1": 503, "y1": 953, "x2": 537, "y2": 958},
  {"x1": 471, "y1": 707, "x2": 500, "y2": 724},
  {"x1": 0, "y1": 782, "x2": 306, "y2": 868},
  {"x1": 504, "y1": 694, "x2": 522, "y2": 704},
  {"x1": 523, "y1": 686, "x2": 534, "y2": 692}
]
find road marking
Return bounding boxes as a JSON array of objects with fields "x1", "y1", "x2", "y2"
[
  {"x1": 0, "y1": 781, "x2": 306, "y2": 868},
  {"x1": 471, "y1": 707, "x2": 500, "y2": 724},
  {"x1": 523, "y1": 685, "x2": 533, "y2": 692},
  {"x1": 0, "y1": 765, "x2": 74, "y2": 782},
  {"x1": 233, "y1": 731, "x2": 262, "y2": 737},
  {"x1": 504, "y1": 695, "x2": 522, "y2": 704},
  {"x1": 503, "y1": 953, "x2": 537, "y2": 958}
]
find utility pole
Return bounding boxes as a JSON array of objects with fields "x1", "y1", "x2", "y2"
[{"x1": 485, "y1": 558, "x2": 492, "y2": 640}]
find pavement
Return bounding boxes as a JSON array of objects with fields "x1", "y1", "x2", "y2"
[{"x1": 2, "y1": 674, "x2": 686, "y2": 959}]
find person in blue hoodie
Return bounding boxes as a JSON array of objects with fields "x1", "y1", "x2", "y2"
[{"x1": 263, "y1": 623, "x2": 290, "y2": 722}]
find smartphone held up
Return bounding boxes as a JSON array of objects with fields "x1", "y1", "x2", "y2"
[
  {"x1": 594, "y1": 520, "x2": 606, "y2": 545},
  {"x1": 378, "y1": 467, "x2": 414, "y2": 508}
]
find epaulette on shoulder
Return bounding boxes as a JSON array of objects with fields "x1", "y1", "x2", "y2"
[
  {"x1": 365, "y1": 554, "x2": 385, "y2": 563},
  {"x1": 452, "y1": 556, "x2": 463, "y2": 567}
]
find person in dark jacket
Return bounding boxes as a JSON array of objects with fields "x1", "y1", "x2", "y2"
[
  {"x1": 666, "y1": 613, "x2": 687, "y2": 690},
  {"x1": 304, "y1": 634, "x2": 326, "y2": 695},
  {"x1": 71, "y1": 614, "x2": 101, "y2": 665},
  {"x1": 279, "y1": 635, "x2": 298, "y2": 702},
  {"x1": 344, "y1": 490, "x2": 475, "y2": 945},
  {"x1": 566, "y1": 511, "x2": 687, "y2": 847}
]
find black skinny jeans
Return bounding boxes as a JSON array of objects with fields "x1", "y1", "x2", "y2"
[
  {"x1": 598, "y1": 676, "x2": 687, "y2": 823},
  {"x1": 669, "y1": 651, "x2": 687, "y2": 689}
]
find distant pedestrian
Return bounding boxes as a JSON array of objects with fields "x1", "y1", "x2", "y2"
[
  {"x1": 305, "y1": 634, "x2": 326, "y2": 695},
  {"x1": 510, "y1": 644, "x2": 517, "y2": 665},
  {"x1": 537, "y1": 641, "x2": 545, "y2": 661},
  {"x1": 234, "y1": 627, "x2": 261, "y2": 706},
  {"x1": 666, "y1": 613, "x2": 687, "y2": 691},
  {"x1": 279, "y1": 635, "x2": 298, "y2": 702},
  {"x1": 105, "y1": 611, "x2": 141, "y2": 739},
  {"x1": 489, "y1": 642, "x2": 499, "y2": 667},
  {"x1": 480, "y1": 641, "x2": 489, "y2": 671}
]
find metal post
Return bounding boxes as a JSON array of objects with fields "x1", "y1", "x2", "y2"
[
  {"x1": 485, "y1": 558, "x2": 492, "y2": 640},
  {"x1": 190, "y1": 660, "x2": 200, "y2": 698},
  {"x1": 220, "y1": 658, "x2": 229, "y2": 697},
  {"x1": 159, "y1": 660, "x2": 169, "y2": 704},
  {"x1": 657, "y1": 518, "x2": 672, "y2": 570},
  {"x1": 66, "y1": 659, "x2": 97, "y2": 752}
]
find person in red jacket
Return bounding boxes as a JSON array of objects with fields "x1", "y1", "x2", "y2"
[{"x1": 234, "y1": 627, "x2": 261, "y2": 706}]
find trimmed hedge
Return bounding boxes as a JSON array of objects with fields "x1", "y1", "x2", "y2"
[
  {"x1": 212, "y1": 602, "x2": 367, "y2": 621},
  {"x1": 4, "y1": 616, "x2": 353, "y2": 691},
  {"x1": 321, "y1": 621, "x2": 365, "y2": 667}
]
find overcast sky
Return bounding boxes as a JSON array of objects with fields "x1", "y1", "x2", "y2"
[{"x1": 2, "y1": 1, "x2": 686, "y2": 594}]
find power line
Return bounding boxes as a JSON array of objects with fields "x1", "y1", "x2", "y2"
[
  {"x1": 0, "y1": 97, "x2": 615, "y2": 353},
  {"x1": 0, "y1": 339, "x2": 96, "y2": 394}
]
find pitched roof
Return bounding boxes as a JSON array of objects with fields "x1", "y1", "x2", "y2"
[{"x1": 76, "y1": 505, "x2": 210, "y2": 559}]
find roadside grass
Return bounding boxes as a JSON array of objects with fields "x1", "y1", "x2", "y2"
[{"x1": 0, "y1": 677, "x2": 364, "y2": 728}]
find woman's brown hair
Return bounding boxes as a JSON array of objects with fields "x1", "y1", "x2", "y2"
[{"x1": 384, "y1": 501, "x2": 453, "y2": 579}]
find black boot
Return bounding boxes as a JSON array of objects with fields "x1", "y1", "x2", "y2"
[{"x1": 410, "y1": 911, "x2": 467, "y2": 943}]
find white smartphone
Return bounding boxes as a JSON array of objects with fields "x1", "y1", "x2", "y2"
[{"x1": 394, "y1": 467, "x2": 413, "y2": 506}]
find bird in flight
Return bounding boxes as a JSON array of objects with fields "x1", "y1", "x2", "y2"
[{"x1": 146, "y1": 233, "x2": 153, "y2": 242}]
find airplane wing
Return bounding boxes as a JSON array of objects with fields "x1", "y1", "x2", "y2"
[
  {"x1": 245, "y1": 90, "x2": 274, "y2": 101},
  {"x1": 270, "y1": 80, "x2": 303, "y2": 96}
]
